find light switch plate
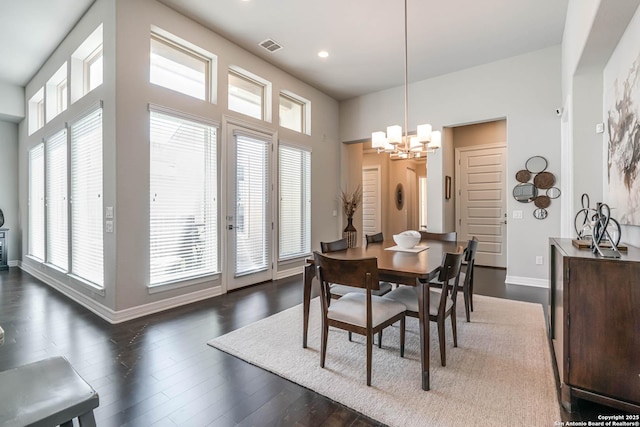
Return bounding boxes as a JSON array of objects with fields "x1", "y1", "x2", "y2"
[
  {"x1": 106, "y1": 206, "x2": 114, "y2": 219},
  {"x1": 513, "y1": 210, "x2": 523, "y2": 219},
  {"x1": 106, "y1": 220, "x2": 114, "y2": 233}
]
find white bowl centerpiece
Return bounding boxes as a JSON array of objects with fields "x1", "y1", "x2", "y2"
[{"x1": 393, "y1": 230, "x2": 421, "y2": 249}]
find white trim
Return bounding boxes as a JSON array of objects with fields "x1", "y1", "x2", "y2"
[
  {"x1": 8, "y1": 260, "x2": 19, "y2": 267},
  {"x1": 505, "y1": 275, "x2": 549, "y2": 288},
  {"x1": 19, "y1": 261, "x2": 224, "y2": 324},
  {"x1": 275, "y1": 265, "x2": 303, "y2": 280}
]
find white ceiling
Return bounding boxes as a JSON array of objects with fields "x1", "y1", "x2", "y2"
[{"x1": 0, "y1": 0, "x2": 569, "y2": 101}]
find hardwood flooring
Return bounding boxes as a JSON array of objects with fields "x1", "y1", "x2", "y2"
[{"x1": 0, "y1": 266, "x2": 631, "y2": 426}]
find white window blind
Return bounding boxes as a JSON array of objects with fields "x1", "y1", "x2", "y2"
[
  {"x1": 46, "y1": 129, "x2": 68, "y2": 271},
  {"x1": 149, "y1": 110, "x2": 218, "y2": 285},
  {"x1": 70, "y1": 107, "x2": 103, "y2": 287},
  {"x1": 235, "y1": 133, "x2": 269, "y2": 276},
  {"x1": 28, "y1": 144, "x2": 45, "y2": 260},
  {"x1": 279, "y1": 144, "x2": 311, "y2": 260}
]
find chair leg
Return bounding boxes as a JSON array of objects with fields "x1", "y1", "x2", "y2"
[
  {"x1": 437, "y1": 318, "x2": 446, "y2": 367},
  {"x1": 348, "y1": 331, "x2": 352, "y2": 341},
  {"x1": 321, "y1": 321, "x2": 329, "y2": 368},
  {"x1": 366, "y1": 333, "x2": 373, "y2": 386},
  {"x1": 451, "y1": 310, "x2": 458, "y2": 348},
  {"x1": 378, "y1": 330, "x2": 382, "y2": 348},
  {"x1": 470, "y1": 275, "x2": 475, "y2": 312},
  {"x1": 463, "y1": 286, "x2": 471, "y2": 322},
  {"x1": 78, "y1": 411, "x2": 97, "y2": 427},
  {"x1": 61, "y1": 422, "x2": 73, "y2": 427},
  {"x1": 399, "y1": 317, "x2": 405, "y2": 358}
]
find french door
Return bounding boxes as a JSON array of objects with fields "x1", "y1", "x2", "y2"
[{"x1": 226, "y1": 123, "x2": 274, "y2": 290}]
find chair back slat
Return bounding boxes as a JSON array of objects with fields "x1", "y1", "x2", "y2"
[
  {"x1": 365, "y1": 232, "x2": 384, "y2": 244},
  {"x1": 313, "y1": 251, "x2": 380, "y2": 290},
  {"x1": 436, "y1": 248, "x2": 464, "y2": 309},
  {"x1": 420, "y1": 231, "x2": 457, "y2": 242},
  {"x1": 320, "y1": 238, "x2": 348, "y2": 253}
]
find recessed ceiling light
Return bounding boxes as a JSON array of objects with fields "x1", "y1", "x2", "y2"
[{"x1": 318, "y1": 51, "x2": 329, "y2": 58}]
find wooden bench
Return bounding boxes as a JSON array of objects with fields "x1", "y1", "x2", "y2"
[{"x1": 0, "y1": 356, "x2": 99, "y2": 427}]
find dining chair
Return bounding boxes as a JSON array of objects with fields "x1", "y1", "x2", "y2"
[
  {"x1": 321, "y1": 237, "x2": 392, "y2": 346},
  {"x1": 313, "y1": 251, "x2": 406, "y2": 386},
  {"x1": 320, "y1": 238, "x2": 392, "y2": 299},
  {"x1": 419, "y1": 231, "x2": 457, "y2": 242},
  {"x1": 429, "y1": 237, "x2": 479, "y2": 322},
  {"x1": 383, "y1": 246, "x2": 464, "y2": 367}
]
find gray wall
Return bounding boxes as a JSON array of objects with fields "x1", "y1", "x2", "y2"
[
  {"x1": 340, "y1": 46, "x2": 562, "y2": 286},
  {"x1": 0, "y1": 120, "x2": 19, "y2": 262}
]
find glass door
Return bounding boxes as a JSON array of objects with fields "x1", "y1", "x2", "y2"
[{"x1": 226, "y1": 125, "x2": 273, "y2": 290}]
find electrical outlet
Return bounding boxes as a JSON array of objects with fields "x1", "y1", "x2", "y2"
[
  {"x1": 106, "y1": 220, "x2": 114, "y2": 233},
  {"x1": 536, "y1": 256, "x2": 543, "y2": 265},
  {"x1": 513, "y1": 210, "x2": 523, "y2": 219}
]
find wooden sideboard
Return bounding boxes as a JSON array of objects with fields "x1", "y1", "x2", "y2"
[{"x1": 549, "y1": 237, "x2": 640, "y2": 413}]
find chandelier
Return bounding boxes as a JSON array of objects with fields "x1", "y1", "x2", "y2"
[{"x1": 371, "y1": 0, "x2": 441, "y2": 160}]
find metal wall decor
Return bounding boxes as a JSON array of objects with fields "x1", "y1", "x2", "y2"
[{"x1": 513, "y1": 156, "x2": 559, "y2": 219}]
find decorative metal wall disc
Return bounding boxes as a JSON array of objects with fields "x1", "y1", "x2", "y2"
[
  {"x1": 533, "y1": 171, "x2": 555, "y2": 189},
  {"x1": 534, "y1": 195, "x2": 551, "y2": 208},
  {"x1": 515, "y1": 170, "x2": 531, "y2": 183}
]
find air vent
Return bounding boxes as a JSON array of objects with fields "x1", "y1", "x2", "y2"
[{"x1": 259, "y1": 39, "x2": 283, "y2": 53}]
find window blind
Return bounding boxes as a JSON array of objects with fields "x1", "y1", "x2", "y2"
[
  {"x1": 70, "y1": 107, "x2": 103, "y2": 287},
  {"x1": 46, "y1": 129, "x2": 68, "y2": 271},
  {"x1": 28, "y1": 144, "x2": 45, "y2": 260},
  {"x1": 279, "y1": 144, "x2": 311, "y2": 260},
  {"x1": 234, "y1": 133, "x2": 269, "y2": 276},
  {"x1": 149, "y1": 110, "x2": 218, "y2": 285}
]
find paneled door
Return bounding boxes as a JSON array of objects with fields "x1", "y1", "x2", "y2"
[
  {"x1": 226, "y1": 124, "x2": 274, "y2": 290},
  {"x1": 456, "y1": 145, "x2": 507, "y2": 268},
  {"x1": 362, "y1": 167, "x2": 381, "y2": 242}
]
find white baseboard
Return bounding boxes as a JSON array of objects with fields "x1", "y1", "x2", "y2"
[
  {"x1": 19, "y1": 262, "x2": 224, "y2": 324},
  {"x1": 8, "y1": 260, "x2": 19, "y2": 267},
  {"x1": 505, "y1": 275, "x2": 549, "y2": 288},
  {"x1": 275, "y1": 265, "x2": 304, "y2": 280}
]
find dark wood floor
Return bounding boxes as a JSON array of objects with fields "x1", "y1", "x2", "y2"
[{"x1": 0, "y1": 266, "x2": 630, "y2": 426}]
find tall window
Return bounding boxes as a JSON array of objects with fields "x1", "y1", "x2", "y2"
[
  {"x1": 150, "y1": 34, "x2": 210, "y2": 101},
  {"x1": 70, "y1": 107, "x2": 103, "y2": 287},
  {"x1": 28, "y1": 144, "x2": 45, "y2": 260},
  {"x1": 279, "y1": 144, "x2": 311, "y2": 260},
  {"x1": 228, "y1": 69, "x2": 265, "y2": 120},
  {"x1": 149, "y1": 110, "x2": 218, "y2": 285},
  {"x1": 46, "y1": 129, "x2": 68, "y2": 271}
]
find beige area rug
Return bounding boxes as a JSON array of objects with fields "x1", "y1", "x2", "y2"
[{"x1": 208, "y1": 295, "x2": 561, "y2": 427}]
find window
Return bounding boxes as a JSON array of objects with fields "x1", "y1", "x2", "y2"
[
  {"x1": 149, "y1": 110, "x2": 218, "y2": 286},
  {"x1": 71, "y1": 24, "x2": 103, "y2": 103},
  {"x1": 28, "y1": 144, "x2": 45, "y2": 260},
  {"x1": 228, "y1": 68, "x2": 268, "y2": 120},
  {"x1": 28, "y1": 88, "x2": 45, "y2": 135},
  {"x1": 279, "y1": 144, "x2": 311, "y2": 260},
  {"x1": 46, "y1": 129, "x2": 68, "y2": 271},
  {"x1": 46, "y1": 63, "x2": 68, "y2": 121},
  {"x1": 70, "y1": 107, "x2": 103, "y2": 287},
  {"x1": 279, "y1": 92, "x2": 310, "y2": 135},
  {"x1": 150, "y1": 34, "x2": 210, "y2": 101},
  {"x1": 85, "y1": 46, "x2": 103, "y2": 93}
]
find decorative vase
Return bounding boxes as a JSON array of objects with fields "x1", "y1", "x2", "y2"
[
  {"x1": 0, "y1": 209, "x2": 4, "y2": 228},
  {"x1": 343, "y1": 216, "x2": 357, "y2": 248}
]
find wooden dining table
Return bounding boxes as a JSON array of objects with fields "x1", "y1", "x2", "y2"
[{"x1": 302, "y1": 238, "x2": 461, "y2": 391}]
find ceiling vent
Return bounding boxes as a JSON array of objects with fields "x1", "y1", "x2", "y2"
[{"x1": 259, "y1": 39, "x2": 283, "y2": 53}]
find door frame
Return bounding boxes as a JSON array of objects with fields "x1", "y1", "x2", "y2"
[
  {"x1": 454, "y1": 142, "x2": 507, "y2": 268},
  {"x1": 361, "y1": 165, "x2": 382, "y2": 245},
  {"x1": 220, "y1": 115, "x2": 278, "y2": 292}
]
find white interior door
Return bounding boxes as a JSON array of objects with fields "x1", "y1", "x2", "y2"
[
  {"x1": 406, "y1": 167, "x2": 417, "y2": 230},
  {"x1": 456, "y1": 145, "x2": 507, "y2": 268},
  {"x1": 226, "y1": 125, "x2": 274, "y2": 290},
  {"x1": 362, "y1": 167, "x2": 381, "y2": 242}
]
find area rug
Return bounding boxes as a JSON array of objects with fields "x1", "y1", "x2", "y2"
[{"x1": 208, "y1": 295, "x2": 561, "y2": 427}]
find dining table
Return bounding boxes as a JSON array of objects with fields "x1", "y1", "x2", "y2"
[{"x1": 301, "y1": 238, "x2": 462, "y2": 391}]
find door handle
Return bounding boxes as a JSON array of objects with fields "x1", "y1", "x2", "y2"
[{"x1": 228, "y1": 224, "x2": 234, "y2": 230}]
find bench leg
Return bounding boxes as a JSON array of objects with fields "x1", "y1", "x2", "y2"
[
  {"x1": 61, "y1": 422, "x2": 73, "y2": 427},
  {"x1": 78, "y1": 411, "x2": 97, "y2": 427}
]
